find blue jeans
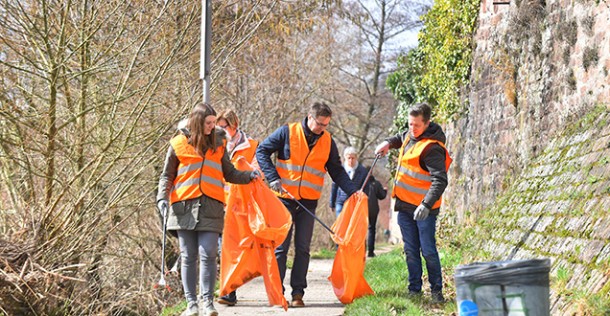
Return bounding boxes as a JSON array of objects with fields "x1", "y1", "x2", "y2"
[
  {"x1": 334, "y1": 204, "x2": 344, "y2": 217},
  {"x1": 397, "y1": 211, "x2": 442, "y2": 294},
  {"x1": 275, "y1": 198, "x2": 317, "y2": 297}
]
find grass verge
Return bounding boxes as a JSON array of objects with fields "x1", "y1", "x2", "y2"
[
  {"x1": 160, "y1": 301, "x2": 186, "y2": 316},
  {"x1": 311, "y1": 247, "x2": 337, "y2": 259},
  {"x1": 345, "y1": 247, "x2": 458, "y2": 315}
]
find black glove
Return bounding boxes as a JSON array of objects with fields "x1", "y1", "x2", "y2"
[
  {"x1": 250, "y1": 169, "x2": 261, "y2": 181},
  {"x1": 157, "y1": 199, "x2": 169, "y2": 217},
  {"x1": 269, "y1": 179, "x2": 283, "y2": 193},
  {"x1": 413, "y1": 204, "x2": 430, "y2": 221}
]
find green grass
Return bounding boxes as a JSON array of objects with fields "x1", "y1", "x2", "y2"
[
  {"x1": 311, "y1": 247, "x2": 337, "y2": 259},
  {"x1": 345, "y1": 248, "x2": 457, "y2": 315},
  {"x1": 160, "y1": 301, "x2": 186, "y2": 316}
]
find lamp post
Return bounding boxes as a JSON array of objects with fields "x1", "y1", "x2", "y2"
[{"x1": 200, "y1": 0, "x2": 212, "y2": 104}]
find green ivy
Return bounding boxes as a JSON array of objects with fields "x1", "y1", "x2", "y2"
[{"x1": 387, "y1": 0, "x2": 481, "y2": 124}]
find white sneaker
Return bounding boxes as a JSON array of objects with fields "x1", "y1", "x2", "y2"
[
  {"x1": 181, "y1": 301, "x2": 198, "y2": 316},
  {"x1": 200, "y1": 298, "x2": 218, "y2": 316}
]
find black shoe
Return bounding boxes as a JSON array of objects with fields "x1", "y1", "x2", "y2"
[
  {"x1": 431, "y1": 291, "x2": 445, "y2": 303},
  {"x1": 367, "y1": 252, "x2": 376, "y2": 258},
  {"x1": 218, "y1": 291, "x2": 237, "y2": 306},
  {"x1": 407, "y1": 290, "x2": 422, "y2": 299}
]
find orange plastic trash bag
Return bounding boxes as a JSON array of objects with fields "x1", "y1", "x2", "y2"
[
  {"x1": 247, "y1": 179, "x2": 292, "y2": 241},
  {"x1": 220, "y1": 157, "x2": 291, "y2": 310},
  {"x1": 328, "y1": 191, "x2": 374, "y2": 304}
]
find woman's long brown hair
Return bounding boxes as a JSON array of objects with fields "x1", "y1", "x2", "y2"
[{"x1": 187, "y1": 104, "x2": 217, "y2": 155}]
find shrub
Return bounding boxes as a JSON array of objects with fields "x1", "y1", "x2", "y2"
[{"x1": 386, "y1": 0, "x2": 481, "y2": 123}]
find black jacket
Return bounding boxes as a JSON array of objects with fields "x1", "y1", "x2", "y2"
[
  {"x1": 386, "y1": 122, "x2": 449, "y2": 215},
  {"x1": 330, "y1": 163, "x2": 368, "y2": 208},
  {"x1": 367, "y1": 176, "x2": 387, "y2": 214}
]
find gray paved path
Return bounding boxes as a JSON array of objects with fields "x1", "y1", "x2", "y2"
[
  {"x1": 214, "y1": 245, "x2": 397, "y2": 316},
  {"x1": 215, "y1": 258, "x2": 344, "y2": 316}
]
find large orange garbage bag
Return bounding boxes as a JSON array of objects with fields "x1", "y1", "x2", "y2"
[
  {"x1": 328, "y1": 191, "x2": 374, "y2": 304},
  {"x1": 220, "y1": 157, "x2": 291, "y2": 310}
]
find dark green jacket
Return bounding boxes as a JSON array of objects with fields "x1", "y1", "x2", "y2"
[{"x1": 157, "y1": 128, "x2": 251, "y2": 233}]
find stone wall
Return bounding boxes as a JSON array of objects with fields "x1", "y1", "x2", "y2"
[
  {"x1": 476, "y1": 106, "x2": 610, "y2": 313},
  {"x1": 442, "y1": 0, "x2": 610, "y2": 313},
  {"x1": 445, "y1": 0, "x2": 610, "y2": 221}
]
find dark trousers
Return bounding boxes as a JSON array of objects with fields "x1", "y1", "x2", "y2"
[
  {"x1": 367, "y1": 206, "x2": 379, "y2": 253},
  {"x1": 275, "y1": 198, "x2": 318, "y2": 297}
]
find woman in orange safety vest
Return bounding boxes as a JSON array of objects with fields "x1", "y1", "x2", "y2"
[
  {"x1": 215, "y1": 108, "x2": 259, "y2": 307},
  {"x1": 156, "y1": 104, "x2": 260, "y2": 316}
]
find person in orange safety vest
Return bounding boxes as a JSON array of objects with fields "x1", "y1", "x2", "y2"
[
  {"x1": 374, "y1": 102, "x2": 452, "y2": 304},
  {"x1": 256, "y1": 102, "x2": 358, "y2": 308},
  {"x1": 156, "y1": 104, "x2": 261, "y2": 316},
  {"x1": 215, "y1": 108, "x2": 259, "y2": 307}
]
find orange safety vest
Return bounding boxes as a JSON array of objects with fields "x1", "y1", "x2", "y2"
[
  {"x1": 224, "y1": 138, "x2": 259, "y2": 199},
  {"x1": 230, "y1": 138, "x2": 258, "y2": 164},
  {"x1": 392, "y1": 139, "x2": 452, "y2": 209},
  {"x1": 169, "y1": 134, "x2": 226, "y2": 204},
  {"x1": 277, "y1": 122, "x2": 331, "y2": 200}
]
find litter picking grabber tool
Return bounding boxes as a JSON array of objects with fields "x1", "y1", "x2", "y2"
[
  {"x1": 154, "y1": 203, "x2": 171, "y2": 291},
  {"x1": 360, "y1": 154, "x2": 381, "y2": 191},
  {"x1": 281, "y1": 188, "x2": 335, "y2": 235}
]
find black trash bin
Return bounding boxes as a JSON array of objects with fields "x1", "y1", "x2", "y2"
[{"x1": 454, "y1": 259, "x2": 551, "y2": 316}]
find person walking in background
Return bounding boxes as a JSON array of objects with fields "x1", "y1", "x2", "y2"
[
  {"x1": 215, "y1": 109, "x2": 258, "y2": 307},
  {"x1": 329, "y1": 147, "x2": 368, "y2": 217},
  {"x1": 157, "y1": 104, "x2": 260, "y2": 316},
  {"x1": 256, "y1": 102, "x2": 358, "y2": 308},
  {"x1": 374, "y1": 102, "x2": 452, "y2": 303},
  {"x1": 365, "y1": 174, "x2": 387, "y2": 258}
]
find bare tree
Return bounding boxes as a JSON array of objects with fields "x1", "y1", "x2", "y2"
[
  {"x1": 0, "y1": 0, "x2": 347, "y2": 313},
  {"x1": 328, "y1": 0, "x2": 431, "y2": 162},
  {"x1": 0, "y1": 0, "x2": 203, "y2": 313},
  {"x1": 211, "y1": 1, "x2": 342, "y2": 136}
]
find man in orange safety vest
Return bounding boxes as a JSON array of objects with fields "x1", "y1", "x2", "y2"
[{"x1": 374, "y1": 102, "x2": 452, "y2": 304}]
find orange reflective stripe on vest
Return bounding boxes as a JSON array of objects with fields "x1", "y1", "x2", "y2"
[
  {"x1": 392, "y1": 138, "x2": 452, "y2": 209},
  {"x1": 169, "y1": 135, "x2": 226, "y2": 204},
  {"x1": 277, "y1": 123, "x2": 331, "y2": 200}
]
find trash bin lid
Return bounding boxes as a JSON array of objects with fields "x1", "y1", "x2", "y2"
[{"x1": 455, "y1": 258, "x2": 551, "y2": 286}]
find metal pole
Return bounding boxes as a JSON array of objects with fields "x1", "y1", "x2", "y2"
[
  {"x1": 200, "y1": 0, "x2": 211, "y2": 104},
  {"x1": 360, "y1": 154, "x2": 381, "y2": 191},
  {"x1": 155, "y1": 204, "x2": 170, "y2": 290},
  {"x1": 282, "y1": 189, "x2": 335, "y2": 235}
]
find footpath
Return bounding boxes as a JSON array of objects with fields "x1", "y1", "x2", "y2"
[
  {"x1": 215, "y1": 258, "x2": 343, "y2": 316},
  {"x1": 215, "y1": 245, "x2": 396, "y2": 316}
]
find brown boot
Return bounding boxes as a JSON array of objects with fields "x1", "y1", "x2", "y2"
[{"x1": 291, "y1": 294, "x2": 305, "y2": 307}]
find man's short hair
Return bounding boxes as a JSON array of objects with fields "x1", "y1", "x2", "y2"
[
  {"x1": 309, "y1": 101, "x2": 332, "y2": 118},
  {"x1": 409, "y1": 102, "x2": 432, "y2": 122}
]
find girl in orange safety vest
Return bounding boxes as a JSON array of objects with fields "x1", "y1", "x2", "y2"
[{"x1": 156, "y1": 104, "x2": 260, "y2": 316}]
